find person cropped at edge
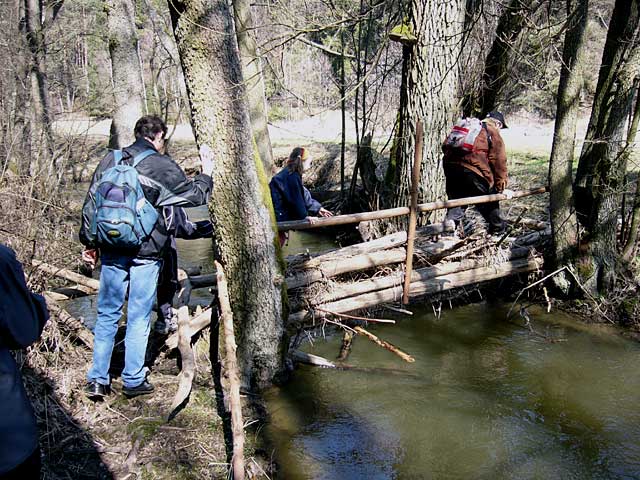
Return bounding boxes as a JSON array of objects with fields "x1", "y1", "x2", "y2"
[
  {"x1": 442, "y1": 111, "x2": 511, "y2": 235},
  {"x1": 269, "y1": 146, "x2": 333, "y2": 246},
  {"x1": 154, "y1": 206, "x2": 213, "y2": 334},
  {"x1": 79, "y1": 115, "x2": 214, "y2": 399},
  {"x1": 0, "y1": 244, "x2": 49, "y2": 479}
]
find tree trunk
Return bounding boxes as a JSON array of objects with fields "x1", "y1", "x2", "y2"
[
  {"x1": 547, "y1": 0, "x2": 588, "y2": 283},
  {"x1": 462, "y1": 0, "x2": 542, "y2": 117},
  {"x1": 24, "y1": 0, "x2": 56, "y2": 176},
  {"x1": 169, "y1": 0, "x2": 286, "y2": 390},
  {"x1": 106, "y1": 0, "x2": 145, "y2": 149},
  {"x1": 382, "y1": 0, "x2": 463, "y2": 233},
  {"x1": 622, "y1": 87, "x2": 640, "y2": 260},
  {"x1": 233, "y1": 0, "x2": 273, "y2": 174},
  {"x1": 573, "y1": 0, "x2": 640, "y2": 292}
]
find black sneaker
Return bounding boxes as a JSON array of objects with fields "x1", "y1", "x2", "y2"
[
  {"x1": 84, "y1": 381, "x2": 111, "y2": 399},
  {"x1": 123, "y1": 380, "x2": 155, "y2": 398}
]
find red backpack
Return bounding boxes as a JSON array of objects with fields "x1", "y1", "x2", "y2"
[{"x1": 444, "y1": 118, "x2": 491, "y2": 153}]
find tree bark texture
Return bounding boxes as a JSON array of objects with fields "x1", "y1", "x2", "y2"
[
  {"x1": 383, "y1": 0, "x2": 464, "y2": 232},
  {"x1": 233, "y1": 0, "x2": 273, "y2": 174},
  {"x1": 169, "y1": 0, "x2": 286, "y2": 390},
  {"x1": 573, "y1": 0, "x2": 640, "y2": 291},
  {"x1": 548, "y1": 0, "x2": 588, "y2": 272},
  {"x1": 622, "y1": 88, "x2": 640, "y2": 260},
  {"x1": 24, "y1": 0, "x2": 56, "y2": 175},
  {"x1": 106, "y1": 0, "x2": 144, "y2": 149}
]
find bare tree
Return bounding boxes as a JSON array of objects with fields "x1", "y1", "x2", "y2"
[
  {"x1": 573, "y1": 0, "x2": 640, "y2": 292},
  {"x1": 462, "y1": 0, "x2": 544, "y2": 117},
  {"x1": 106, "y1": 0, "x2": 145, "y2": 148},
  {"x1": 547, "y1": 0, "x2": 588, "y2": 288},
  {"x1": 169, "y1": 0, "x2": 286, "y2": 390}
]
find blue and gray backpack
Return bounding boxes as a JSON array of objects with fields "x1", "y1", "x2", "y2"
[{"x1": 90, "y1": 149, "x2": 158, "y2": 249}]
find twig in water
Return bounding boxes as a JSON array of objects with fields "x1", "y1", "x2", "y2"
[
  {"x1": 507, "y1": 266, "x2": 567, "y2": 318},
  {"x1": 315, "y1": 307, "x2": 396, "y2": 324}
]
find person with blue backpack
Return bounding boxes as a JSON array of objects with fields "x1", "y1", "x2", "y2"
[{"x1": 79, "y1": 115, "x2": 214, "y2": 399}]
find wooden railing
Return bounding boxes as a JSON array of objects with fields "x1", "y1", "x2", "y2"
[{"x1": 276, "y1": 186, "x2": 549, "y2": 232}]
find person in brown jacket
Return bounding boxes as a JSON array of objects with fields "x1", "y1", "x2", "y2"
[{"x1": 442, "y1": 111, "x2": 511, "y2": 235}]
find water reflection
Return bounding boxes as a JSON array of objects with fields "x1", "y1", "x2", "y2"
[{"x1": 265, "y1": 305, "x2": 640, "y2": 479}]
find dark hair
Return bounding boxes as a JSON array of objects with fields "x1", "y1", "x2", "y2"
[
  {"x1": 134, "y1": 115, "x2": 168, "y2": 140},
  {"x1": 287, "y1": 147, "x2": 305, "y2": 174}
]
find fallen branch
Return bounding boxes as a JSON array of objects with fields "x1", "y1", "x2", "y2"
[
  {"x1": 165, "y1": 308, "x2": 212, "y2": 351},
  {"x1": 43, "y1": 293, "x2": 93, "y2": 349},
  {"x1": 215, "y1": 261, "x2": 245, "y2": 480},
  {"x1": 168, "y1": 271, "x2": 196, "y2": 419},
  {"x1": 290, "y1": 350, "x2": 336, "y2": 368},
  {"x1": 314, "y1": 307, "x2": 396, "y2": 324},
  {"x1": 353, "y1": 326, "x2": 415, "y2": 363},
  {"x1": 32, "y1": 260, "x2": 100, "y2": 293}
]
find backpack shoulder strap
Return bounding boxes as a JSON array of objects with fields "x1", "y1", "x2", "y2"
[
  {"x1": 113, "y1": 150, "x2": 123, "y2": 166},
  {"x1": 132, "y1": 149, "x2": 156, "y2": 168}
]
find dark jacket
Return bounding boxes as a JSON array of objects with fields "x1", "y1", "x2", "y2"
[
  {"x1": 0, "y1": 245, "x2": 49, "y2": 474},
  {"x1": 79, "y1": 138, "x2": 213, "y2": 258},
  {"x1": 269, "y1": 168, "x2": 322, "y2": 222},
  {"x1": 443, "y1": 122, "x2": 508, "y2": 190}
]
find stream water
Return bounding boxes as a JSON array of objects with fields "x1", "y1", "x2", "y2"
[{"x1": 66, "y1": 207, "x2": 640, "y2": 479}]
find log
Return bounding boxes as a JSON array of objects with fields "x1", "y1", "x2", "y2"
[
  {"x1": 285, "y1": 248, "x2": 407, "y2": 290},
  {"x1": 169, "y1": 270, "x2": 196, "y2": 417},
  {"x1": 43, "y1": 294, "x2": 94, "y2": 349},
  {"x1": 287, "y1": 231, "x2": 408, "y2": 270},
  {"x1": 353, "y1": 326, "x2": 415, "y2": 363},
  {"x1": 290, "y1": 247, "x2": 535, "y2": 311},
  {"x1": 290, "y1": 350, "x2": 336, "y2": 368},
  {"x1": 189, "y1": 273, "x2": 216, "y2": 288},
  {"x1": 277, "y1": 187, "x2": 548, "y2": 231},
  {"x1": 165, "y1": 308, "x2": 213, "y2": 351},
  {"x1": 32, "y1": 260, "x2": 100, "y2": 292},
  {"x1": 289, "y1": 256, "x2": 543, "y2": 324},
  {"x1": 215, "y1": 261, "x2": 245, "y2": 480}
]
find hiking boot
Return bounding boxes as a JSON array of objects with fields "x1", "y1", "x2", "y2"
[
  {"x1": 123, "y1": 380, "x2": 155, "y2": 398},
  {"x1": 84, "y1": 381, "x2": 111, "y2": 399}
]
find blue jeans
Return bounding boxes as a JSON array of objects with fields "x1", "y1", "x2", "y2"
[{"x1": 87, "y1": 253, "x2": 161, "y2": 388}]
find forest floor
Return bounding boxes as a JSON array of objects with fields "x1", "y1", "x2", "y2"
[{"x1": 30, "y1": 111, "x2": 637, "y2": 479}]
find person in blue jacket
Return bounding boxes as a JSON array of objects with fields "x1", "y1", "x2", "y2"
[
  {"x1": 269, "y1": 147, "x2": 333, "y2": 246},
  {"x1": 154, "y1": 206, "x2": 213, "y2": 334},
  {"x1": 0, "y1": 244, "x2": 49, "y2": 479}
]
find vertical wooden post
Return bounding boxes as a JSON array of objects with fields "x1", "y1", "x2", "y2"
[
  {"x1": 215, "y1": 261, "x2": 245, "y2": 480},
  {"x1": 402, "y1": 120, "x2": 423, "y2": 305}
]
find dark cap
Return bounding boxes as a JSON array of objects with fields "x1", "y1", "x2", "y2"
[{"x1": 485, "y1": 111, "x2": 508, "y2": 129}]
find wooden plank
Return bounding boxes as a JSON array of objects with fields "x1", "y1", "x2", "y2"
[{"x1": 277, "y1": 187, "x2": 548, "y2": 231}]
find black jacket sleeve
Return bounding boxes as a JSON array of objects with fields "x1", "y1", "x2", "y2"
[{"x1": 0, "y1": 245, "x2": 49, "y2": 350}]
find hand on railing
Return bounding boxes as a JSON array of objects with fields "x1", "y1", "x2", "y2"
[{"x1": 318, "y1": 207, "x2": 334, "y2": 217}]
